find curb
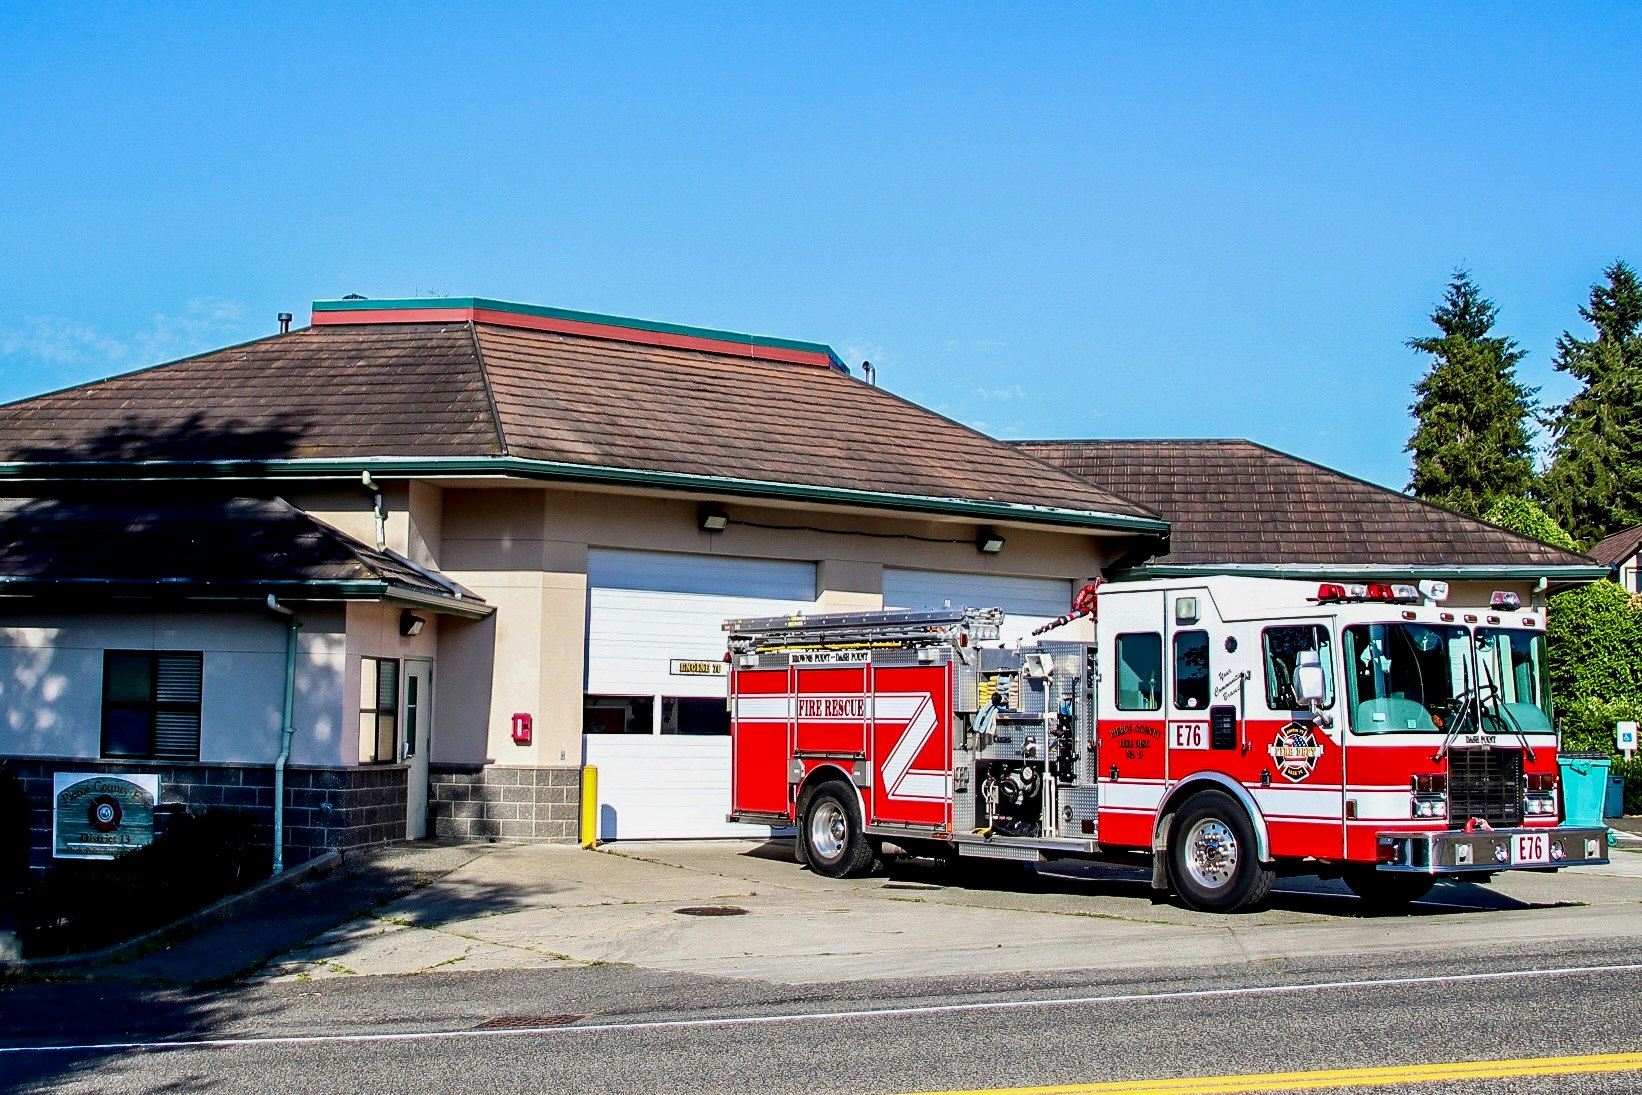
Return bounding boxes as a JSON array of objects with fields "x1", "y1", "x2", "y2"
[{"x1": 0, "y1": 849, "x2": 343, "y2": 976}]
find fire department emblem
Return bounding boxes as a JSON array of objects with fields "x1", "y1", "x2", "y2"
[{"x1": 1268, "y1": 722, "x2": 1324, "y2": 783}]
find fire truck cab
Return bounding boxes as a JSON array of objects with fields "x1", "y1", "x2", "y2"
[{"x1": 725, "y1": 575, "x2": 1610, "y2": 913}]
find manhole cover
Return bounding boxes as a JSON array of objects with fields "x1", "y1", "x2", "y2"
[
  {"x1": 476, "y1": 1014, "x2": 586, "y2": 1030},
  {"x1": 674, "y1": 905, "x2": 749, "y2": 917}
]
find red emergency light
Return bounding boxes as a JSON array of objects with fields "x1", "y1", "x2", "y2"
[{"x1": 1312, "y1": 582, "x2": 1422, "y2": 605}]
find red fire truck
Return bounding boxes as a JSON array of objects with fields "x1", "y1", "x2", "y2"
[{"x1": 725, "y1": 576, "x2": 1610, "y2": 912}]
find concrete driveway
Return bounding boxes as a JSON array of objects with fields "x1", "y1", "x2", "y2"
[{"x1": 254, "y1": 836, "x2": 1642, "y2": 986}]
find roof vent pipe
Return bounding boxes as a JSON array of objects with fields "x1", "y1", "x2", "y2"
[
  {"x1": 862, "y1": 361, "x2": 875, "y2": 387},
  {"x1": 277, "y1": 312, "x2": 293, "y2": 335}
]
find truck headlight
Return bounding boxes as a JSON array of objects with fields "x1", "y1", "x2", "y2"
[{"x1": 1411, "y1": 794, "x2": 1447, "y2": 819}]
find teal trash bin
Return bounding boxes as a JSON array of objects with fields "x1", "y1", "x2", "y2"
[
  {"x1": 1559, "y1": 754, "x2": 1612, "y2": 827},
  {"x1": 1606, "y1": 774, "x2": 1625, "y2": 819}
]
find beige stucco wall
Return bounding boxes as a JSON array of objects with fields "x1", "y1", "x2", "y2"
[
  {"x1": 1447, "y1": 580, "x2": 1539, "y2": 609},
  {"x1": 422, "y1": 484, "x2": 1125, "y2": 765}
]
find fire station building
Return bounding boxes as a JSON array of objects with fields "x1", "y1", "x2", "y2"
[{"x1": 0, "y1": 298, "x2": 1602, "y2": 868}]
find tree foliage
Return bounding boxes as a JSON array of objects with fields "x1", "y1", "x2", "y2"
[
  {"x1": 1542, "y1": 260, "x2": 1642, "y2": 547},
  {"x1": 1544, "y1": 580, "x2": 1642, "y2": 709},
  {"x1": 1405, "y1": 271, "x2": 1537, "y2": 518},
  {"x1": 1481, "y1": 496, "x2": 1578, "y2": 553},
  {"x1": 1485, "y1": 496, "x2": 1639, "y2": 756}
]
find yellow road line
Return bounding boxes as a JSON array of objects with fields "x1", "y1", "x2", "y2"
[{"x1": 901, "y1": 1052, "x2": 1642, "y2": 1095}]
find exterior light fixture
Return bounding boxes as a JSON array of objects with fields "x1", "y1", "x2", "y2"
[
  {"x1": 699, "y1": 505, "x2": 729, "y2": 532},
  {"x1": 399, "y1": 610, "x2": 426, "y2": 637},
  {"x1": 977, "y1": 530, "x2": 1006, "y2": 554}
]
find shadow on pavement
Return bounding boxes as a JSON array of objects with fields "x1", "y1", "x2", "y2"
[{"x1": 743, "y1": 837, "x2": 1551, "y2": 918}]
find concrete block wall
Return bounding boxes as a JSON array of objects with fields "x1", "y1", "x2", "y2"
[
  {"x1": 427, "y1": 764, "x2": 582, "y2": 843},
  {"x1": 2, "y1": 759, "x2": 408, "y2": 874}
]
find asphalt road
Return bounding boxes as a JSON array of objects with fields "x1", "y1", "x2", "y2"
[{"x1": 4, "y1": 935, "x2": 1640, "y2": 1094}]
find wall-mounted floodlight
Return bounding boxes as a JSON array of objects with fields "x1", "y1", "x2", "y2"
[
  {"x1": 699, "y1": 505, "x2": 729, "y2": 532},
  {"x1": 977, "y1": 530, "x2": 1006, "y2": 554},
  {"x1": 399, "y1": 610, "x2": 427, "y2": 637}
]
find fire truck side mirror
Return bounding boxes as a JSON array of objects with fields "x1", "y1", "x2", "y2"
[{"x1": 1294, "y1": 651, "x2": 1327, "y2": 706}]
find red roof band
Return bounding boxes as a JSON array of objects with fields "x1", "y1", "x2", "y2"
[{"x1": 311, "y1": 297, "x2": 848, "y2": 371}]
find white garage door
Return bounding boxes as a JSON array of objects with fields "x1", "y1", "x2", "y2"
[
  {"x1": 883, "y1": 569, "x2": 1075, "y2": 645},
  {"x1": 583, "y1": 549, "x2": 816, "y2": 840}
]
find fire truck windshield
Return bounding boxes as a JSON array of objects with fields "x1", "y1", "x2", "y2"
[
  {"x1": 1474, "y1": 628, "x2": 1554, "y2": 734},
  {"x1": 1342, "y1": 623, "x2": 1473, "y2": 735}
]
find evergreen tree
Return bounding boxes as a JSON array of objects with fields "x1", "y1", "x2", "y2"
[
  {"x1": 1542, "y1": 260, "x2": 1642, "y2": 547},
  {"x1": 1405, "y1": 271, "x2": 1537, "y2": 518}
]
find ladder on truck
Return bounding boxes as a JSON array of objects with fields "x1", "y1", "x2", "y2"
[{"x1": 723, "y1": 606, "x2": 1004, "y2": 655}]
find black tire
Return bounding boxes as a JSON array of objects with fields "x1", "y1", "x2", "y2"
[
  {"x1": 800, "y1": 782, "x2": 875, "y2": 878},
  {"x1": 1167, "y1": 790, "x2": 1275, "y2": 913},
  {"x1": 1343, "y1": 867, "x2": 1435, "y2": 913}
]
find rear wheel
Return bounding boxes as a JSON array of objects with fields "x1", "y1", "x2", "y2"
[
  {"x1": 801, "y1": 782, "x2": 875, "y2": 878},
  {"x1": 1167, "y1": 791, "x2": 1275, "y2": 913},
  {"x1": 1343, "y1": 867, "x2": 1435, "y2": 913}
]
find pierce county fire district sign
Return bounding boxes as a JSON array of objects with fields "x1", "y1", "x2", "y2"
[{"x1": 53, "y1": 773, "x2": 159, "y2": 859}]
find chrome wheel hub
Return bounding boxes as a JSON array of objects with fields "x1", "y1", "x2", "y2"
[
  {"x1": 1184, "y1": 818, "x2": 1238, "y2": 890},
  {"x1": 809, "y1": 800, "x2": 848, "y2": 861}
]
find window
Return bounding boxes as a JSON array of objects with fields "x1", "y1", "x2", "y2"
[
  {"x1": 662, "y1": 697, "x2": 730, "y2": 735},
  {"x1": 1115, "y1": 632, "x2": 1163, "y2": 711},
  {"x1": 1474, "y1": 629, "x2": 1554, "y2": 734},
  {"x1": 1173, "y1": 631, "x2": 1210, "y2": 710},
  {"x1": 102, "y1": 651, "x2": 203, "y2": 760},
  {"x1": 583, "y1": 695, "x2": 655, "y2": 734},
  {"x1": 1263, "y1": 625, "x2": 1335, "y2": 711},
  {"x1": 1342, "y1": 623, "x2": 1469, "y2": 734},
  {"x1": 359, "y1": 657, "x2": 400, "y2": 764}
]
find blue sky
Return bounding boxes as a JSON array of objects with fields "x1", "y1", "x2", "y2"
[{"x1": 3, "y1": 4, "x2": 1639, "y2": 490}]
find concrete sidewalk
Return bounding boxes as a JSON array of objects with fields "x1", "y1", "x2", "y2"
[
  {"x1": 250, "y1": 836, "x2": 1642, "y2": 987},
  {"x1": 88, "y1": 842, "x2": 490, "y2": 983}
]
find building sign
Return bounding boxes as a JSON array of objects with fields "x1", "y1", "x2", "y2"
[
  {"x1": 670, "y1": 659, "x2": 728, "y2": 677},
  {"x1": 53, "y1": 773, "x2": 159, "y2": 860}
]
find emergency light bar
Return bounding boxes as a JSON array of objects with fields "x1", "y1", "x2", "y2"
[
  {"x1": 1489, "y1": 590, "x2": 1523, "y2": 610},
  {"x1": 1312, "y1": 582, "x2": 1421, "y2": 605}
]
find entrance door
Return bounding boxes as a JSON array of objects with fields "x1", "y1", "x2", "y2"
[{"x1": 404, "y1": 658, "x2": 433, "y2": 840}]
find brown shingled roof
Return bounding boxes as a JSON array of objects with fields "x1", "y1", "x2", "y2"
[
  {"x1": 1590, "y1": 524, "x2": 1642, "y2": 568},
  {"x1": 0, "y1": 320, "x2": 1157, "y2": 528},
  {"x1": 1016, "y1": 439, "x2": 1601, "y2": 576},
  {"x1": 473, "y1": 324, "x2": 1157, "y2": 520},
  {"x1": 0, "y1": 495, "x2": 487, "y2": 613},
  {"x1": 0, "y1": 324, "x2": 502, "y2": 462}
]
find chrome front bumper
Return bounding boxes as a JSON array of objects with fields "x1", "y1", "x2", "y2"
[{"x1": 1376, "y1": 826, "x2": 1610, "y2": 874}]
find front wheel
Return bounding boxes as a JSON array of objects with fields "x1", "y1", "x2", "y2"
[
  {"x1": 1343, "y1": 867, "x2": 1435, "y2": 913},
  {"x1": 1168, "y1": 791, "x2": 1275, "y2": 913},
  {"x1": 801, "y1": 782, "x2": 875, "y2": 878}
]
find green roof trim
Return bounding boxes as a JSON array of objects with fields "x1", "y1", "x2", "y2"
[
  {"x1": 1110, "y1": 562, "x2": 1610, "y2": 583},
  {"x1": 0, "y1": 455, "x2": 1171, "y2": 536},
  {"x1": 312, "y1": 296, "x2": 848, "y2": 369},
  {"x1": 0, "y1": 576, "x2": 494, "y2": 617}
]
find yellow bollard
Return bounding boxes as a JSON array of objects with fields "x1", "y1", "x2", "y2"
[{"x1": 580, "y1": 765, "x2": 599, "y2": 849}]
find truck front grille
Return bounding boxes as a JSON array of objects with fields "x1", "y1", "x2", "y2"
[{"x1": 1447, "y1": 748, "x2": 1523, "y2": 829}]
